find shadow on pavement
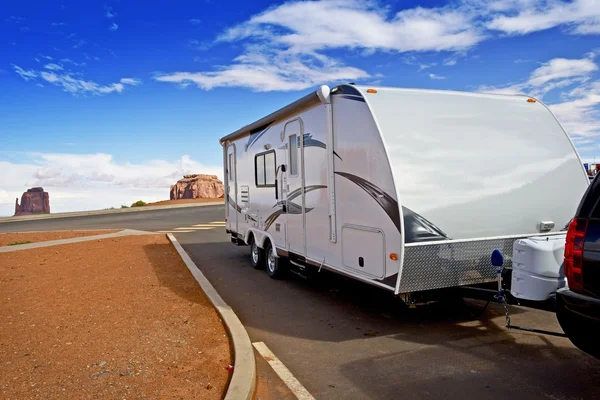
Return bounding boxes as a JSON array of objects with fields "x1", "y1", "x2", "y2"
[
  {"x1": 182, "y1": 239, "x2": 600, "y2": 400},
  {"x1": 182, "y1": 241, "x2": 532, "y2": 343}
]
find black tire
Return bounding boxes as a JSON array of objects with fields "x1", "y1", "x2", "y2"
[
  {"x1": 249, "y1": 237, "x2": 265, "y2": 270},
  {"x1": 265, "y1": 241, "x2": 286, "y2": 279}
]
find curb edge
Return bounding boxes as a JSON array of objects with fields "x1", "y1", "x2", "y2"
[{"x1": 166, "y1": 233, "x2": 256, "y2": 400}]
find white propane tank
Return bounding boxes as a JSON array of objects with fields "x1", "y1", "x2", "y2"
[{"x1": 511, "y1": 234, "x2": 567, "y2": 301}]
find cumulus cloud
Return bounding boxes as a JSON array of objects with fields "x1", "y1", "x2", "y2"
[
  {"x1": 478, "y1": 56, "x2": 598, "y2": 97},
  {"x1": 12, "y1": 65, "x2": 37, "y2": 81},
  {"x1": 155, "y1": 51, "x2": 368, "y2": 91},
  {"x1": 428, "y1": 73, "x2": 446, "y2": 80},
  {"x1": 154, "y1": 0, "x2": 600, "y2": 92},
  {"x1": 479, "y1": 52, "x2": 600, "y2": 139},
  {"x1": 486, "y1": 0, "x2": 600, "y2": 35},
  {"x1": 43, "y1": 63, "x2": 64, "y2": 71},
  {"x1": 0, "y1": 153, "x2": 222, "y2": 216},
  {"x1": 12, "y1": 64, "x2": 141, "y2": 96}
]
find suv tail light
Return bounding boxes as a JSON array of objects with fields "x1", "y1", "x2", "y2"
[{"x1": 564, "y1": 218, "x2": 588, "y2": 293}]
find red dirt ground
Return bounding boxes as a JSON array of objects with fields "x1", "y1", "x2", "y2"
[
  {"x1": 0, "y1": 230, "x2": 119, "y2": 247},
  {"x1": 0, "y1": 234, "x2": 231, "y2": 399}
]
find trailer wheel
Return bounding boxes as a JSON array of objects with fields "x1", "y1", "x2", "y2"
[
  {"x1": 265, "y1": 241, "x2": 285, "y2": 279},
  {"x1": 249, "y1": 237, "x2": 265, "y2": 269}
]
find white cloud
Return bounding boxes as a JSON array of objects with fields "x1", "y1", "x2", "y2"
[
  {"x1": 220, "y1": 0, "x2": 483, "y2": 53},
  {"x1": 51, "y1": 22, "x2": 66, "y2": 27},
  {"x1": 155, "y1": 0, "x2": 600, "y2": 92},
  {"x1": 155, "y1": 51, "x2": 368, "y2": 91},
  {"x1": 44, "y1": 63, "x2": 64, "y2": 71},
  {"x1": 13, "y1": 64, "x2": 141, "y2": 96},
  {"x1": 550, "y1": 82, "x2": 600, "y2": 137},
  {"x1": 109, "y1": 23, "x2": 119, "y2": 32},
  {"x1": 487, "y1": 0, "x2": 600, "y2": 35},
  {"x1": 60, "y1": 58, "x2": 86, "y2": 67},
  {"x1": 105, "y1": 6, "x2": 115, "y2": 19},
  {"x1": 479, "y1": 56, "x2": 598, "y2": 97},
  {"x1": 12, "y1": 65, "x2": 38, "y2": 81},
  {"x1": 120, "y1": 78, "x2": 141, "y2": 85},
  {"x1": 0, "y1": 153, "x2": 222, "y2": 216},
  {"x1": 428, "y1": 73, "x2": 446, "y2": 80},
  {"x1": 189, "y1": 19, "x2": 202, "y2": 24},
  {"x1": 479, "y1": 53, "x2": 600, "y2": 138},
  {"x1": 157, "y1": 0, "x2": 484, "y2": 92},
  {"x1": 73, "y1": 39, "x2": 85, "y2": 49}
]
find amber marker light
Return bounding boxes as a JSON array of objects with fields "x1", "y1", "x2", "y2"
[
  {"x1": 390, "y1": 253, "x2": 398, "y2": 261},
  {"x1": 367, "y1": 88, "x2": 377, "y2": 93},
  {"x1": 527, "y1": 98, "x2": 536, "y2": 103}
]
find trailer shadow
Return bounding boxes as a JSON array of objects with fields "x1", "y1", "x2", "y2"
[
  {"x1": 182, "y1": 240, "x2": 534, "y2": 342},
  {"x1": 181, "y1": 239, "x2": 600, "y2": 398}
]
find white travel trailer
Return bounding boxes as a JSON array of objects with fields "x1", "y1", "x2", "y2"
[{"x1": 219, "y1": 83, "x2": 589, "y2": 300}]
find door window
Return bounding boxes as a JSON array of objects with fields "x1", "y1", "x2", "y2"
[{"x1": 289, "y1": 134, "x2": 298, "y2": 177}]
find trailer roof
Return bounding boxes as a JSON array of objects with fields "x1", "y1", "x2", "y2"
[
  {"x1": 219, "y1": 89, "x2": 321, "y2": 144},
  {"x1": 218, "y1": 83, "x2": 535, "y2": 145}
]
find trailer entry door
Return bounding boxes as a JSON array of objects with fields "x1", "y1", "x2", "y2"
[{"x1": 284, "y1": 119, "x2": 306, "y2": 257}]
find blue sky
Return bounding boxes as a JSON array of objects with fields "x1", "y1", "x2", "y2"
[{"x1": 1, "y1": 0, "x2": 599, "y2": 215}]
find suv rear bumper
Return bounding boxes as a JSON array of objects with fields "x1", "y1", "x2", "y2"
[
  {"x1": 556, "y1": 288, "x2": 600, "y2": 358},
  {"x1": 557, "y1": 288, "x2": 600, "y2": 322}
]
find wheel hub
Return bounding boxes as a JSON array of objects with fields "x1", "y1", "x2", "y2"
[{"x1": 251, "y1": 242, "x2": 259, "y2": 264}]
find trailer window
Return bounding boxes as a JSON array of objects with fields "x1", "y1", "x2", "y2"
[
  {"x1": 254, "y1": 150, "x2": 276, "y2": 187},
  {"x1": 289, "y1": 134, "x2": 298, "y2": 176}
]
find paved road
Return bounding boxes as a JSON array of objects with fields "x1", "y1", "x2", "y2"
[
  {"x1": 3, "y1": 206, "x2": 600, "y2": 399},
  {"x1": 0, "y1": 206, "x2": 223, "y2": 233}
]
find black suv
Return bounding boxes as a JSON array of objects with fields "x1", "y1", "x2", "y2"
[{"x1": 558, "y1": 175, "x2": 600, "y2": 359}]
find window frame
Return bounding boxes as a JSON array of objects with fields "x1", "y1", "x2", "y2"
[{"x1": 254, "y1": 149, "x2": 277, "y2": 188}]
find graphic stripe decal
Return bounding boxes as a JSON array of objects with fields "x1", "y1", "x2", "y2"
[
  {"x1": 339, "y1": 95, "x2": 366, "y2": 103},
  {"x1": 335, "y1": 172, "x2": 402, "y2": 233}
]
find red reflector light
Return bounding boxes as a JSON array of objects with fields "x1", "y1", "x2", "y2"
[{"x1": 564, "y1": 218, "x2": 587, "y2": 293}]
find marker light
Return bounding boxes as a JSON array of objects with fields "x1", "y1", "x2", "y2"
[
  {"x1": 527, "y1": 98, "x2": 536, "y2": 103},
  {"x1": 389, "y1": 253, "x2": 398, "y2": 261},
  {"x1": 367, "y1": 89, "x2": 377, "y2": 93}
]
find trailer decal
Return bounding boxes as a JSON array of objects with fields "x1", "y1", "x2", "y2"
[
  {"x1": 264, "y1": 185, "x2": 327, "y2": 231},
  {"x1": 227, "y1": 194, "x2": 257, "y2": 222},
  {"x1": 338, "y1": 95, "x2": 366, "y2": 103},
  {"x1": 246, "y1": 125, "x2": 271, "y2": 150},
  {"x1": 335, "y1": 171, "x2": 402, "y2": 233},
  {"x1": 277, "y1": 134, "x2": 343, "y2": 161}
]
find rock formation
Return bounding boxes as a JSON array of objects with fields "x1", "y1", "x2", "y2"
[
  {"x1": 170, "y1": 174, "x2": 224, "y2": 200},
  {"x1": 14, "y1": 187, "x2": 50, "y2": 216}
]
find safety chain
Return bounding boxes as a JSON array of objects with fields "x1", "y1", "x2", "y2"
[{"x1": 500, "y1": 293, "x2": 511, "y2": 328}]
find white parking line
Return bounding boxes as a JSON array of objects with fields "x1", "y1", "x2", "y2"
[
  {"x1": 252, "y1": 341, "x2": 316, "y2": 400},
  {"x1": 156, "y1": 230, "x2": 194, "y2": 233}
]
